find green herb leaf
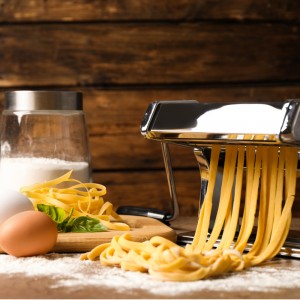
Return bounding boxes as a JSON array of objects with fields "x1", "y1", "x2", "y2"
[
  {"x1": 57, "y1": 208, "x2": 74, "y2": 232},
  {"x1": 37, "y1": 204, "x2": 66, "y2": 223},
  {"x1": 65, "y1": 216, "x2": 107, "y2": 233},
  {"x1": 36, "y1": 204, "x2": 107, "y2": 233}
]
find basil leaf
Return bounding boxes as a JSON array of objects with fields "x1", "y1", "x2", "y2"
[
  {"x1": 37, "y1": 204, "x2": 66, "y2": 223},
  {"x1": 37, "y1": 204, "x2": 107, "y2": 233},
  {"x1": 57, "y1": 208, "x2": 74, "y2": 232},
  {"x1": 65, "y1": 216, "x2": 107, "y2": 233}
]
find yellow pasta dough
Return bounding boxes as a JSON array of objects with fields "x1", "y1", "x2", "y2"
[
  {"x1": 81, "y1": 144, "x2": 298, "y2": 281},
  {"x1": 20, "y1": 171, "x2": 130, "y2": 231}
]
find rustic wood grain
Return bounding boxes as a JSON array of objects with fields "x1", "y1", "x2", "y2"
[
  {"x1": 92, "y1": 169, "x2": 200, "y2": 217},
  {"x1": 0, "y1": 0, "x2": 299, "y2": 22},
  {"x1": 0, "y1": 23, "x2": 300, "y2": 87}
]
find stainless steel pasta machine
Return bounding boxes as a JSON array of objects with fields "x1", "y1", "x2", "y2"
[{"x1": 138, "y1": 100, "x2": 300, "y2": 257}]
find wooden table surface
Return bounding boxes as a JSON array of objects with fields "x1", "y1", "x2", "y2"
[{"x1": 0, "y1": 216, "x2": 299, "y2": 299}]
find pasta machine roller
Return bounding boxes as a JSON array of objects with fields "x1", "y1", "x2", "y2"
[{"x1": 140, "y1": 100, "x2": 300, "y2": 257}]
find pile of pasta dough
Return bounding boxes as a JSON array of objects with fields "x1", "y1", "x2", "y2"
[
  {"x1": 20, "y1": 171, "x2": 129, "y2": 231},
  {"x1": 81, "y1": 145, "x2": 298, "y2": 281}
]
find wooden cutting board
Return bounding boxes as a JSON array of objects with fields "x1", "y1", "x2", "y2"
[{"x1": 53, "y1": 215, "x2": 176, "y2": 253}]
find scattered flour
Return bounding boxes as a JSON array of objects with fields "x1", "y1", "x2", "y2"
[{"x1": 0, "y1": 253, "x2": 300, "y2": 298}]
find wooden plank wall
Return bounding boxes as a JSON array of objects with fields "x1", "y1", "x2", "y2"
[{"x1": 0, "y1": 1, "x2": 300, "y2": 217}]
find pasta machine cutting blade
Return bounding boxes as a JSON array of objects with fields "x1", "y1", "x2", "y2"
[{"x1": 140, "y1": 100, "x2": 300, "y2": 257}]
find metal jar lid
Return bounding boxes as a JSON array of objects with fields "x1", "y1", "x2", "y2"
[{"x1": 4, "y1": 91, "x2": 83, "y2": 110}]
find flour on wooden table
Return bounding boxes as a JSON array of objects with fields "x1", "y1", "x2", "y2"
[{"x1": 0, "y1": 253, "x2": 299, "y2": 297}]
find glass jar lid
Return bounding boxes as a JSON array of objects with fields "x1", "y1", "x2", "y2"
[{"x1": 4, "y1": 91, "x2": 83, "y2": 111}]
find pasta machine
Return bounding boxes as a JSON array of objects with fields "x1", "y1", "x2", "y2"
[{"x1": 138, "y1": 100, "x2": 300, "y2": 258}]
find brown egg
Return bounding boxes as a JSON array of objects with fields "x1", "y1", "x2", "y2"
[{"x1": 0, "y1": 210, "x2": 58, "y2": 257}]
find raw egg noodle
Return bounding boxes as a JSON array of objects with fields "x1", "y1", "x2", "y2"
[
  {"x1": 20, "y1": 171, "x2": 130, "y2": 231},
  {"x1": 80, "y1": 145, "x2": 298, "y2": 281}
]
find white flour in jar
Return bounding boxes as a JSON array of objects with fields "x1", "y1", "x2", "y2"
[{"x1": 0, "y1": 157, "x2": 90, "y2": 191}]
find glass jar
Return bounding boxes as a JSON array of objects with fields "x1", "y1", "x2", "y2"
[{"x1": 0, "y1": 90, "x2": 91, "y2": 191}]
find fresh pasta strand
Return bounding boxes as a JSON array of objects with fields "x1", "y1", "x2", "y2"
[
  {"x1": 203, "y1": 145, "x2": 238, "y2": 251},
  {"x1": 247, "y1": 146, "x2": 269, "y2": 256},
  {"x1": 218, "y1": 146, "x2": 245, "y2": 250},
  {"x1": 80, "y1": 145, "x2": 299, "y2": 281},
  {"x1": 234, "y1": 147, "x2": 263, "y2": 253},
  {"x1": 20, "y1": 170, "x2": 130, "y2": 231}
]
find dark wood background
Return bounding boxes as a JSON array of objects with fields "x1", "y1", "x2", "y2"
[{"x1": 0, "y1": 0, "x2": 300, "y2": 217}]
